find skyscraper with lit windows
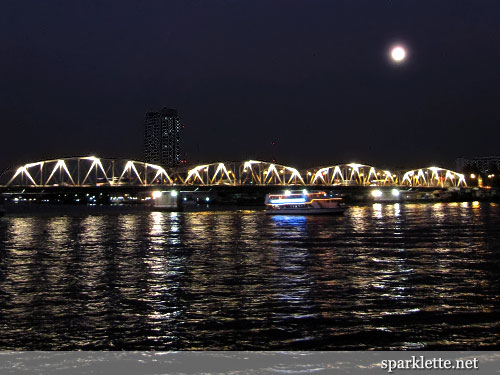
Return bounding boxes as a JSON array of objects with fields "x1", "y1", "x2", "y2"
[{"x1": 144, "y1": 108, "x2": 181, "y2": 169}]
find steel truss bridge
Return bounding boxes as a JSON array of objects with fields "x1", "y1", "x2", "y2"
[{"x1": 0, "y1": 156, "x2": 467, "y2": 188}]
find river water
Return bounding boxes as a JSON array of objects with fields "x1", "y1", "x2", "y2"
[{"x1": 0, "y1": 202, "x2": 499, "y2": 350}]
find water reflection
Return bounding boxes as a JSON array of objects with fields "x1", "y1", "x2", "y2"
[
  {"x1": 346, "y1": 205, "x2": 370, "y2": 233},
  {"x1": 0, "y1": 202, "x2": 499, "y2": 350},
  {"x1": 393, "y1": 203, "x2": 400, "y2": 217},
  {"x1": 271, "y1": 215, "x2": 307, "y2": 225},
  {"x1": 150, "y1": 211, "x2": 164, "y2": 237},
  {"x1": 372, "y1": 203, "x2": 383, "y2": 218}
]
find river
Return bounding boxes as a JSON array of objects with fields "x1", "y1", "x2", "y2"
[{"x1": 0, "y1": 202, "x2": 499, "y2": 350}]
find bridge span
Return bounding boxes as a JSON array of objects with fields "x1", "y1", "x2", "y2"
[{"x1": 0, "y1": 156, "x2": 467, "y2": 188}]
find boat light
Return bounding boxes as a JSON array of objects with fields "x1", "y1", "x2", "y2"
[
  {"x1": 270, "y1": 198, "x2": 306, "y2": 204},
  {"x1": 284, "y1": 190, "x2": 292, "y2": 196},
  {"x1": 371, "y1": 190, "x2": 383, "y2": 198},
  {"x1": 391, "y1": 189, "x2": 400, "y2": 197},
  {"x1": 170, "y1": 190, "x2": 178, "y2": 197},
  {"x1": 152, "y1": 191, "x2": 162, "y2": 199}
]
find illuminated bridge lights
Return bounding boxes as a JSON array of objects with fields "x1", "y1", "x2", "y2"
[
  {"x1": 170, "y1": 161, "x2": 305, "y2": 186},
  {"x1": 0, "y1": 157, "x2": 467, "y2": 188},
  {"x1": 307, "y1": 164, "x2": 396, "y2": 186},
  {"x1": 2, "y1": 157, "x2": 173, "y2": 187},
  {"x1": 401, "y1": 167, "x2": 466, "y2": 188}
]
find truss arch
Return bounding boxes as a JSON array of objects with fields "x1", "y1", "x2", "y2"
[
  {"x1": 1, "y1": 156, "x2": 173, "y2": 187},
  {"x1": 401, "y1": 167, "x2": 466, "y2": 187},
  {"x1": 170, "y1": 160, "x2": 305, "y2": 186},
  {"x1": 306, "y1": 163, "x2": 397, "y2": 186}
]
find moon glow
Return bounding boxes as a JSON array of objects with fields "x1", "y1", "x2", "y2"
[{"x1": 391, "y1": 46, "x2": 406, "y2": 62}]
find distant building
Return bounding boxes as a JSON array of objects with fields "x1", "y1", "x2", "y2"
[
  {"x1": 456, "y1": 156, "x2": 500, "y2": 173},
  {"x1": 144, "y1": 108, "x2": 181, "y2": 169}
]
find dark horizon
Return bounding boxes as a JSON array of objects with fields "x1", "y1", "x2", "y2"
[{"x1": 1, "y1": 1, "x2": 499, "y2": 172}]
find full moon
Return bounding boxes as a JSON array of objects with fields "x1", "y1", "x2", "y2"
[{"x1": 391, "y1": 46, "x2": 406, "y2": 62}]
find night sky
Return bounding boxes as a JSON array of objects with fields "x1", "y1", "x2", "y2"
[{"x1": 1, "y1": 1, "x2": 499, "y2": 172}]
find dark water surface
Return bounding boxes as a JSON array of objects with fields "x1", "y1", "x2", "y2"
[{"x1": 0, "y1": 202, "x2": 499, "y2": 350}]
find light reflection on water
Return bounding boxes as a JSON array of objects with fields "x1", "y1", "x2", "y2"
[{"x1": 0, "y1": 202, "x2": 499, "y2": 350}]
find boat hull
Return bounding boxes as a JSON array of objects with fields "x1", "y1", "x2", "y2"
[{"x1": 266, "y1": 207, "x2": 347, "y2": 215}]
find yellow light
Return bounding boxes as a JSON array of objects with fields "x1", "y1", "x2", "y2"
[
  {"x1": 348, "y1": 163, "x2": 363, "y2": 169},
  {"x1": 470, "y1": 174, "x2": 476, "y2": 179}
]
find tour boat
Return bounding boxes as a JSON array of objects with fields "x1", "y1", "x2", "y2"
[{"x1": 265, "y1": 190, "x2": 347, "y2": 215}]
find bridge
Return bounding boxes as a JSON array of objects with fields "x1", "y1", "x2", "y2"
[{"x1": 0, "y1": 156, "x2": 467, "y2": 188}]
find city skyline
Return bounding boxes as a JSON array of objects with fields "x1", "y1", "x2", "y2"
[{"x1": 1, "y1": 1, "x2": 499, "y2": 172}]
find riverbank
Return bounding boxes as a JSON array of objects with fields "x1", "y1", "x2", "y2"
[{"x1": 1, "y1": 186, "x2": 499, "y2": 215}]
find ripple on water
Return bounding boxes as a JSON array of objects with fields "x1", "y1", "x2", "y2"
[{"x1": 0, "y1": 203, "x2": 499, "y2": 349}]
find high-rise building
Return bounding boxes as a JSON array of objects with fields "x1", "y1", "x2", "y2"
[{"x1": 144, "y1": 108, "x2": 181, "y2": 169}]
